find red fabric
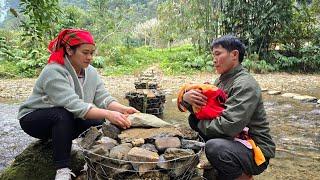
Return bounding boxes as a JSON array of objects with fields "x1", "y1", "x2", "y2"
[
  {"x1": 48, "y1": 29, "x2": 95, "y2": 65},
  {"x1": 195, "y1": 88, "x2": 227, "y2": 120}
]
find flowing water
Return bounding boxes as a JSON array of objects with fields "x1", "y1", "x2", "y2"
[{"x1": 0, "y1": 93, "x2": 319, "y2": 179}]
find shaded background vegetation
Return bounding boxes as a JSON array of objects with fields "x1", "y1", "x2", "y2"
[{"x1": 0, "y1": 0, "x2": 319, "y2": 77}]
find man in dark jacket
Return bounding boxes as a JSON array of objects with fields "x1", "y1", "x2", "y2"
[{"x1": 182, "y1": 35, "x2": 275, "y2": 179}]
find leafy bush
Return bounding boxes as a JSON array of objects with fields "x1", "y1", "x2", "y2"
[{"x1": 243, "y1": 59, "x2": 277, "y2": 74}]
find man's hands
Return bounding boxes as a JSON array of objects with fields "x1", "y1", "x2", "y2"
[{"x1": 183, "y1": 89, "x2": 207, "y2": 110}]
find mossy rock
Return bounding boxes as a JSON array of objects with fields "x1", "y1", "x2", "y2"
[{"x1": 0, "y1": 140, "x2": 85, "y2": 180}]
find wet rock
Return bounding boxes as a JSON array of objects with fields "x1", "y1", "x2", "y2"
[
  {"x1": 102, "y1": 121, "x2": 120, "y2": 139},
  {"x1": 181, "y1": 139, "x2": 205, "y2": 151},
  {"x1": 81, "y1": 127, "x2": 101, "y2": 149},
  {"x1": 131, "y1": 138, "x2": 145, "y2": 147},
  {"x1": 164, "y1": 148, "x2": 195, "y2": 160},
  {"x1": 109, "y1": 143, "x2": 133, "y2": 165},
  {"x1": 96, "y1": 136, "x2": 118, "y2": 149},
  {"x1": 281, "y1": 93, "x2": 300, "y2": 98},
  {"x1": 293, "y1": 95, "x2": 317, "y2": 102},
  {"x1": 128, "y1": 113, "x2": 172, "y2": 128},
  {"x1": 118, "y1": 127, "x2": 183, "y2": 143},
  {"x1": 155, "y1": 137, "x2": 181, "y2": 152},
  {"x1": 141, "y1": 143, "x2": 158, "y2": 153},
  {"x1": 127, "y1": 147, "x2": 160, "y2": 175},
  {"x1": 0, "y1": 140, "x2": 84, "y2": 180},
  {"x1": 267, "y1": 90, "x2": 281, "y2": 95}
]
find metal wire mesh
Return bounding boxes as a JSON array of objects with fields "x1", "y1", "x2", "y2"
[{"x1": 77, "y1": 126, "x2": 204, "y2": 180}]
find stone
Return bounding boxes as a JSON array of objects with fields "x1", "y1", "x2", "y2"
[
  {"x1": 88, "y1": 144, "x2": 110, "y2": 162},
  {"x1": 281, "y1": 93, "x2": 300, "y2": 98},
  {"x1": 176, "y1": 125, "x2": 199, "y2": 140},
  {"x1": 261, "y1": 88, "x2": 268, "y2": 92},
  {"x1": 131, "y1": 138, "x2": 145, "y2": 147},
  {"x1": 96, "y1": 136, "x2": 118, "y2": 149},
  {"x1": 267, "y1": 90, "x2": 281, "y2": 95},
  {"x1": 118, "y1": 127, "x2": 183, "y2": 143},
  {"x1": 128, "y1": 113, "x2": 172, "y2": 128},
  {"x1": 293, "y1": 95, "x2": 318, "y2": 103},
  {"x1": 109, "y1": 143, "x2": 133, "y2": 165},
  {"x1": 155, "y1": 137, "x2": 181, "y2": 152},
  {"x1": 127, "y1": 147, "x2": 160, "y2": 175},
  {"x1": 0, "y1": 140, "x2": 85, "y2": 180},
  {"x1": 168, "y1": 157, "x2": 199, "y2": 178},
  {"x1": 102, "y1": 121, "x2": 121, "y2": 139},
  {"x1": 181, "y1": 139, "x2": 205, "y2": 151},
  {"x1": 93, "y1": 160, "x2": 132, "y2": 179},
  {"x1": 141, "y1": 143, "x2": 158, "y2": 153},
  {"x1": 317, "y1": 99, "x2": 320, "y2": 104},
  {"x1": 81, "y1": 127, "x2": 101, "y2": 149},
  {"x1": 125, "y1": 171, "x2": 170, "y2": 180},
  {"x1": 163, "y1": 148, "x2": 195, "y2": 160},
  {"x1": 157, "y1": 155, "x2": 170, "y2": 169}
]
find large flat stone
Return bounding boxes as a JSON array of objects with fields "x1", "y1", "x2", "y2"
[
  {"x1": 81, "y1": 127, "x2": 101, "y2": 149},
  {"x1": 118, "y1": 127, "x2": 183, "y2": 143},
  {"x1": 127, "y1": 147, "x2": 160, "y2": 175},
  {"x1": 293, "y1": 95, "x2": 317, "y2": 102},
  {"x1": 281, "y1": 93, "x2": 300, "y2": 98},
  {"x1": 163, "y1": 148, "x2": 195, "y2": 160},
  {"x1": 181, "y1": 139, "x2": 205, "y2": 151},
  {"x1": 128, "y1": 113, "x2": 172, "y2": 128},
  {"x1": 109, "y1": 143, "x2": 133, "y2": 165},
  {"x1": 102, "y1": 121, "x2": 121, "y2": 139},
  {"x1": 267, "y1": 90, "x2": 281, "y2": 95},
  {"x1": 96, "y1": 136, "x2": 118, "y2": 150}
]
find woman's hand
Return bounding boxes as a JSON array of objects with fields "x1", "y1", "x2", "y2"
[
  {"x1": 105, "y1": 110, "x2": 131, "y2": 129},
  {"x1": 183, "y1": 89, "x2": 207, "y2": 109},
  {"x1": 123, "y1": 106, "x2": 139, "y2": 115}
]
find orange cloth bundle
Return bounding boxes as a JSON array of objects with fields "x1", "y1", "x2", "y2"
[{"x1": 177, "y1": 84, "x2": 227, "y2": 120}]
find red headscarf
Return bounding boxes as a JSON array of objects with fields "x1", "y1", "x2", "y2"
[{"x1": 48, "y1": 29, "x2": 95, "y2": 65}]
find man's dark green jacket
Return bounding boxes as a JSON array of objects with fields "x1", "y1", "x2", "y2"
[{"x1": 197, "y1": 65, "x2": 275, "y2": 158}]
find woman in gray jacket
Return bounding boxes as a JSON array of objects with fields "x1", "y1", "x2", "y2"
[{"x1": 17, "y1": 29, "x2": 138, "y2": 180}]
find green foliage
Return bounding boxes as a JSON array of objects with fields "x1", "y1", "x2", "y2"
[
  {"x1": 18, "y1": 0, "x2": 60, "y2": 48},
  {"x1": 243, "y1": 59, "x2": 278, "y2": 74},
  {"x1": 272, "y1": 45, "x2": 320, "y2": 73}
]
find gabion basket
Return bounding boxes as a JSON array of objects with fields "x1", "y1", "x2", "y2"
[{"x1": 77, "y1": 125, "x2": 204, "y2": 180}]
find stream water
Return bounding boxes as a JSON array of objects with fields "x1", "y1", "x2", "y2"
[{"x1": 0, "y1": 93, "x2": 319, "y2": 179}]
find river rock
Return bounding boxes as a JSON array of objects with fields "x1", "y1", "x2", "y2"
[
  {"x1": 267, "y1": 90, "x2": 281, "y2": 95},
  {"x1": 155, "y1": 137, "x2": 181, "y2": 152},
  {"x1": 141, "y1": 143, "x2": 158, "y2": 153},
  {"x1": 163, "y1": 148, "x2": 195, "y2": 160},
  {"x1": 96, "y1": 136, "x2": 118, "y2": 149},
  {"x1": 181, "y1": 139, "x2": 205, "y2": 151},
  {"x1": 81, "y1": 127, "x2": 101, "y2": 149},
  {"x1": 281, "y1": 93, "x2": 300, "y2": 98},
  {"x1": 293, "y1": 95, "x2": 317, "y2": 102},
  {"x1": 88, "y1": 144, "x2": 110, "y2": 162},
  {"x1": 128, "y1": 113, "x2": 172, "y2": 128},
  {"x1": 131, "y1": 138, "x2": 145, "y2": 147},
  {"x1": 0, "y1": 140, "x2": 84, "y2": 180},
  {"x1": 176, "y1": 125, "x2": 199, "y2": 140},
  {"x1": 118, "y1": 127, "x2": 183, "y2": 143},
  {"x1": 102, "y1": 121, "x2": 120, "y2": 139},
  {"x1": 127, "y1": 147, "x2": 160, "y2": 175},
  {"x1": 109, "y1": 143, "x2": 133, "y2": 165}
]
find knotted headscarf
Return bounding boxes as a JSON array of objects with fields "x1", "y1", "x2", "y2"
[{"x1": 48, "y1": 29, "x2": 95, "y2": 65}]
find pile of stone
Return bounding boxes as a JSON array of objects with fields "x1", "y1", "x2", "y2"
[
  {"x1": 125, "y1": 72, "x2": 166, "y2": 118},
  {"x1": 79, "y1": 113, "x2": 204, "y2": 180}
]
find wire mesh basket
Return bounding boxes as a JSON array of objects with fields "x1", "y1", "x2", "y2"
[{"x1": 77, "y1": 125, "x2": 204, "y2": 180}]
